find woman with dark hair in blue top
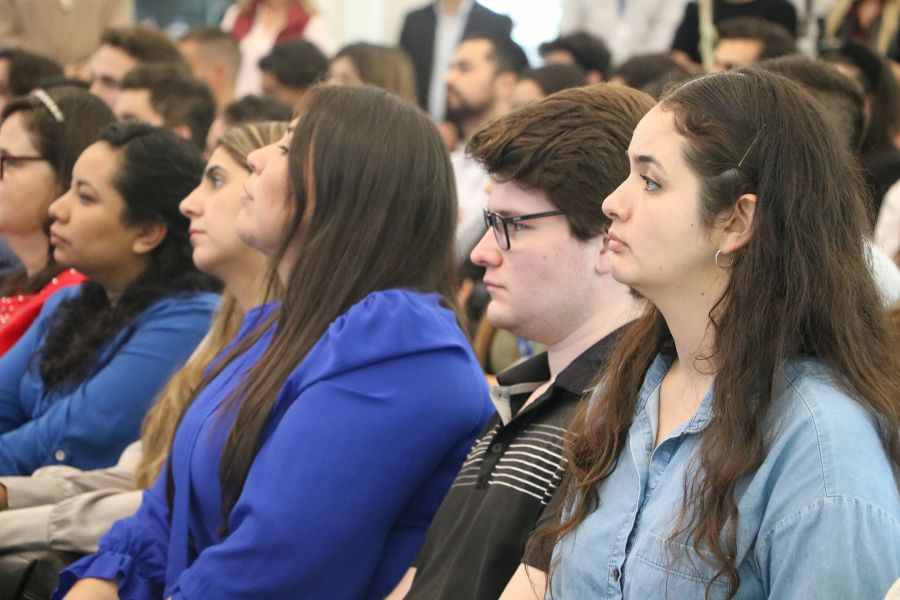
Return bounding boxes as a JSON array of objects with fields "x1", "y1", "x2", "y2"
[
  {"x1": 58, "y1": 85, "x2": 493, "y2": 600},
  {"x1": 0, "y1": 122, "x2": 218, "y2": 478}
]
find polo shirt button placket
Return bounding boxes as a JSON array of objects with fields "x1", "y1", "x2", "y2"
[{"x1": 490, "y1": 442, "x2": 503, "y2": 453}]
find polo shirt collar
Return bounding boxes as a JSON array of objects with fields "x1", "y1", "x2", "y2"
[{"x1": 491, "y1": 326, "x2": 626, "y2": 424}]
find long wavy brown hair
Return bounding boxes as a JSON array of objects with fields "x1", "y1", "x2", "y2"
[
  {"x1": 541, "y1": 69, "x2": 900, "y2": 598},
  {"x1": 135, "y1": 122, "x2": 287, "y2": 488}
]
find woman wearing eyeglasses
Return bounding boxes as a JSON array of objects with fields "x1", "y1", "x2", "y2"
[
  {"x1": 532, "y1": 69, "x2": 900, "y2": 599},
  {"x1": 58, "y1": 85, "x2": 493, "y2": 600},
  {"x1": 0, "y1": 87, "x2": 116, "y2": 355}
]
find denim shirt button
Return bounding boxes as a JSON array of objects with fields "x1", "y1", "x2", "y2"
[{"x1": 612, "y1": 567, "x2": 621, "y2": 582}]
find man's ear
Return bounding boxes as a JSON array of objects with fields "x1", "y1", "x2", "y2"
[
  {"x1": 132, "y1": 222, "x2": 167, "y2": 255},
  {"x1": 718, "y1": 193, "x2": 757, "y2": 254}
]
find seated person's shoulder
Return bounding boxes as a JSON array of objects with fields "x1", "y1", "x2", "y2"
[{"x1": 757, "y1": 359, "x2": 900, "y2": 513}]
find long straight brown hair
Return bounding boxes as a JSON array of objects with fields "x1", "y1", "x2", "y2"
[
  {"x1": 200, "y1": 85, "x2": 458, "y2": 532},
  {"x1": 542, "y1": 69, "x2": 900, "y2": 598}
]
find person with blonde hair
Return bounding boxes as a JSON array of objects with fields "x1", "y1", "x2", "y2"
[{"x1": 0, "y1": 122, "x2": 284, "y2": 568}]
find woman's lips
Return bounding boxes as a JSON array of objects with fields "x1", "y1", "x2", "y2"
[{"x1": 607, "y1": 231, "x2": 628, "y2": 251}]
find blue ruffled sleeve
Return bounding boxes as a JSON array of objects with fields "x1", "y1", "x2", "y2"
[{"x1": 54, "y1": 465, "x2": 171, "y2": 599}]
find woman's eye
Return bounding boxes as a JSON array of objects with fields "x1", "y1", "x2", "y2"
[
  {"x1": 78, "y1": 194, "x2": 93, "y2": 205},
  {"x1": 511, "y1": 221, "x2": 529, "y2": 232},
  {"x1": 277, "y1": 145, "x2": 289, "y2": 155},
  {"x1": 210, "y1": 176, "x2": 224, "y2": 189},
  {"x1": 641, "y1": 175, "x2": 661, "y2": 192}
]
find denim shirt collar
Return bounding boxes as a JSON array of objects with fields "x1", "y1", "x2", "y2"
[{"x1": 634, "y1": 352, "x2": 715, "y2": 434}]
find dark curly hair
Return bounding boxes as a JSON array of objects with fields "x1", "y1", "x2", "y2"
[{"x1": 38, "y1": 122, "x2": 217, "y2": 392}]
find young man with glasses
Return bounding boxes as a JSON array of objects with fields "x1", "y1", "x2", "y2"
[{"x1": 388, "y1": 84, "x2": 655, "y2": 600}]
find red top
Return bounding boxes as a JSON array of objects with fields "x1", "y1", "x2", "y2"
[
  {"x1": 230, "y1": 0, "x2": 311, "y2": 44},
  {"x1": 0, "y1": 268, "x2": 87, "y2": 356}
]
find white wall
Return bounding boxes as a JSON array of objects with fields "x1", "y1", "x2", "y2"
[
  {"x1": 317, "y1": 0, "x2": 428, "y2": 51},
  {"x1": 318, "y1": 1, "x2": 563, "y2": 63}
]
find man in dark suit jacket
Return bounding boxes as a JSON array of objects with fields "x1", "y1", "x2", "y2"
[{"x1": 399, "y1": 1, "x2": 513, "y2": 117}]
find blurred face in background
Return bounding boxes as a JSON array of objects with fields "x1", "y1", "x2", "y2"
[
  {"x1": 445, "y1": 39, "x2": 501, "y2": 123},
  {"x1": 0, "y1": 112, "x2": 58, "y2": 235},
  {"x1": 328, "y1": 56, "x2": 364, "y2": 86},
  {"x1": 88, "y1": 44, "x2": 136, "y2": 108},
  {"x1": 713, "y1": 39, "x2": 762, "y2": 71}
]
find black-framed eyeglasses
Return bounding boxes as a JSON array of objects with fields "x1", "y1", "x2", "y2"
[
  {"x1": 483, "y1": 208, "x2": 565, "y2": 250},
  {"x1": 0, "y1": 153, "x2": 46, "y2": 180}
]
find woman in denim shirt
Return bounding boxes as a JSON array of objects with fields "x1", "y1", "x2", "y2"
[{"x1": 536, "y1": 69, "x2": 900, "y2": 599}]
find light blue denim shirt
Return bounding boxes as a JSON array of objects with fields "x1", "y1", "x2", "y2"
[{"x1": 549, "y1": 353, "x2": 900, "y2": 599}]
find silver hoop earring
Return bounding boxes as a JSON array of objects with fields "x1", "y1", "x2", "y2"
[{"x1": 715, "y1": 249, "x2": 728, "y2": 269}]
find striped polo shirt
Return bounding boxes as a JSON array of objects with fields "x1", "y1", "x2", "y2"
[{"x1": 406, "y1": 329, "x2": 622, "y2": 600}]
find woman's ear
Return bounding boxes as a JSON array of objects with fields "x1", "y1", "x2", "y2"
[
  {"x1": 132, "y1": 222, "x2": 168, "y2": 255},
  {"x1": 718, "y1": 193, "x2": 757, "y2": 253}
]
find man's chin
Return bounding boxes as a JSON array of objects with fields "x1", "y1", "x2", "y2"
[{"x1": 485, "y1": 308, "x2": 519, "y2": 336}]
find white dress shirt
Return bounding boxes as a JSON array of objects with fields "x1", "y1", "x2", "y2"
[{"x1": 429, "y1": 0, "x2": 475, "y2": 120}]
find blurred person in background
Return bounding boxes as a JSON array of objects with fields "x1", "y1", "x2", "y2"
[
  {"x1": 444, "y1": 33, "x2": 528, "y2": 261},
  {"x1": 399, "y1": 0, "x2": 512, "y2": 120},
  {"x1": 0, "y1": 0, "x2": 132, "y2": 76},
  {"x1": 671, "y1": 0, "x2": 798, "y2": 67},
  {"x1": 329, "y1": 43, "x2": 418, "y2": 104},
  {"x1": 559, "y1": 0, "x2": 689, "y2": 65},
  {"x1": 222, "y1": 0, "x2": 333, "y2": 97},
  {"x1": 86, "y1": 26, "x2": 187, "y2": 109},
  {"x1": 608, "y1": 52, "x2": 697, "y2": 92},
  {"x1": 824, "y1": 0, "x2": 900, "y2": 62},
  {"x1": 259, "y1": 39, "x2": 328, "y2": 108},
  {"x1": 756, "y1": 54, "x2": 900, "y2": 306},
  {"x1": 114, "y1": 64, "x2": 216, "y2": 152},
  {"x1": 822, "y1": 41, "x2": 900, "y2": 232},
  {"x1": 712, "y1": 17, "x2": 798, "y2": 71},
  {"x1": 205, "y1": 94, "x2": 291, "y2": 156},
  {"x1": 510, "y1": 63, "x2": 585, "y2": 109},
  {"x1": 539, "y1": 31, "x2": 610, "y2": 84},
  {"x1": 178, "y1": 27, "x2": 241, "y2": 115},
  {"x1": 0, "y1": 50, "x2": 64, "y2": 116}
]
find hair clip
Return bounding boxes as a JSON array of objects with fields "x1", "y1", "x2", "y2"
[
  {"x1": 737, "y1": 125, "x2": 764, "y2": 170},
  {"x1": 31, "y1": 89, "x2": 64, "y2": 123}
]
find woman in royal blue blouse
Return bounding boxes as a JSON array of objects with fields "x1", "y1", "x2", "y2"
[
  {"x1": 0, "y1": 122, "x2": 217, "y2": 478},
  {"x1": 58, "y1": 85, "x2": 493, "y2": 599},
  {"x1": 532, "y1": 69, "x2": 900, "y2": 598}
]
